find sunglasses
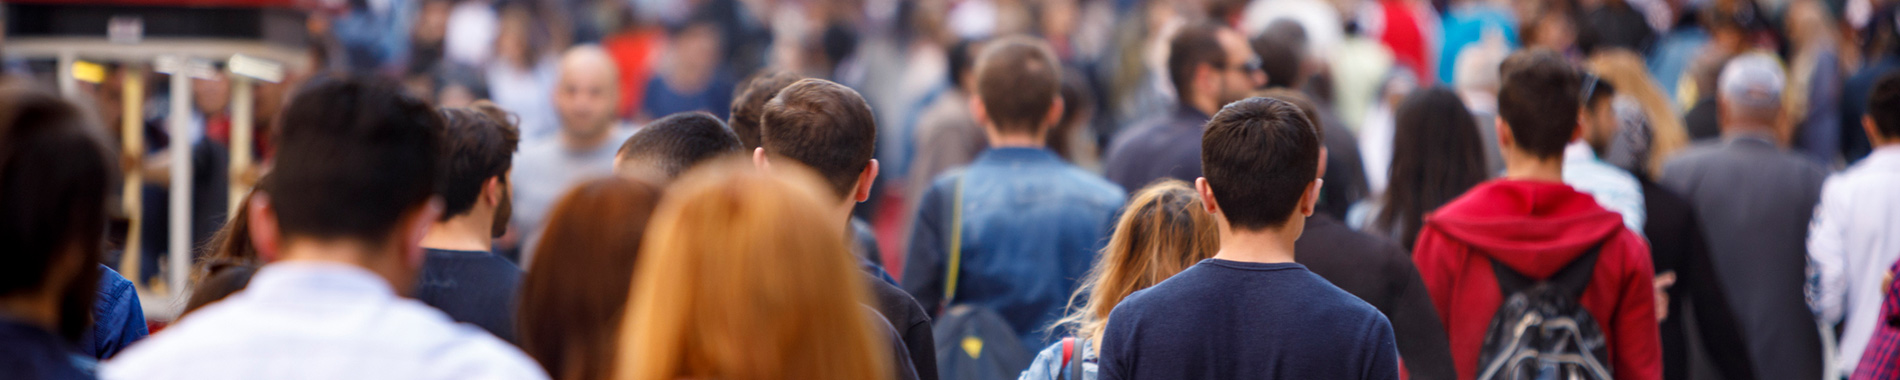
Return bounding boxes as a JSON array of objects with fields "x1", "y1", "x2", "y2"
[
  {"x1": 1229, "y1": 58, "x2": 1263, "y2": 74},
  {"x1": 1580, "y1": 73, "x2": 1602, "y2": 105}
]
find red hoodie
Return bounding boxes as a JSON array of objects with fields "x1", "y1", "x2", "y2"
[{"x1": 1412, "y1": 180, "x2": 1661, "y2": 380}]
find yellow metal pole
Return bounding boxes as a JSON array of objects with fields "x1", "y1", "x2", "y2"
[
  {"x1": 119, "y1": 65, "x2": 145, "y2": 288},
  {"x1": 228, "y1": 76, "x2": 253, "y2": 216}
]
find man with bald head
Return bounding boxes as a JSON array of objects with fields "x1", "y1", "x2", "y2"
[
  {"x1": 510, "y1": 45, "x2": 635, "y2": 266},
  {"x1": 1660, "y1": 53, "x2": 1827, "y2": 380}
]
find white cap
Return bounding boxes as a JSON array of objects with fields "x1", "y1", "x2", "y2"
[{"x1": 1718, "y1": 53, "x2": 1785, "y2": 110}]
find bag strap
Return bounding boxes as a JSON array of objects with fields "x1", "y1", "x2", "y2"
[
  {"x1": 1067, "y1": 338, "x2": 1088, "y2": 380},
  {"x1": 1060, "y1": 337, "x2": 1075, "y2": 372},
  {"x1": 1491, "y1": 243, "x2": 1604, "y2": 301},
  {"x1": 942, "y1": 174, "x2": 967, "y2": 308}
]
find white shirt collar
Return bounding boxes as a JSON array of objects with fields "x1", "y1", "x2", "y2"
[{"x1": 243, "y1": 261, "x2": 396, "y2": 302}]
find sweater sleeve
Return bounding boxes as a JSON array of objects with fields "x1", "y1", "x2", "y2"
[
  {"x1": 1386, "y1": 251, "x2": 1458, "y2": 380},
  {"x1": 1611, "y1": 231, "x2": 1663, "y2": 380},
  {"x1": 903, "y1": 181, "x2": 951, "y2": 315}
]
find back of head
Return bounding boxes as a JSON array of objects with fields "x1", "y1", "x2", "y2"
[
  {"x1": 1063, "y1": 179, "x2": 1218, "y2": 346},
  {"x1": 1252, "y1": 20, "x2": 1309, "y2": 89},
  {"x1": 437, "y1": 102, "x2": 521, "y2": 222},
  {"x1": 1168, "y1": 22, "x2": 1229, "y2": 101},
  {"x1": 520, "y1": 177, "x2": 661, "y2": 380},
  {"x1": 758, "y1": 79, "x2": 877, "y2": 199},
  {"x1": 974, "y1": 36, "x2": 1063, "y2": 134},
  {"x1": 1497, "y1": 49, "x2": 1581, "y2": 159},
  {"x1": 618, "y1": 159, "x2": 889, "y2": 380},
  {"x1": 617, "y1": 112, "x2": 742, "y2": 182},
  {"x1": 728, "y1": 70, "x2": 805, "y2": 149},
  {"x1": 262, "y1": 75, "x2": 443, "y2": 246},
  {"x1": 1253, "y1": 88, "x2": 1324, "y2": 141},
  {"x1": 1377, "y1": 87, "x2": 1486, "y2": 250},
  {"x1": 0, "y1": 80, "x2": 114, "y2": 340},
  {"x1": 1717, "y1": 52, "x2": 1785, "y2": 124},
  {"x1": 1870, "y1": 73, "x2": 1900, "y2": 140},
  {"x1": 1201, "y1": 97, "x2": 1320, "y2": 230}
]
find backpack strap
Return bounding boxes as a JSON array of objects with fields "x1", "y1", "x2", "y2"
[
  {"x1": 941, "y1": 174, "x2": 967, "y2": 309},
  {"x1": 1491, "y1": 243, "x2": 1605, "y2": 301},
  {"x1": 1068, "y1": 338, "x2": 1088, "y2": 380},
  {"x1": 1060, "y1": 337, "x2": 1075, "y2": 371}
]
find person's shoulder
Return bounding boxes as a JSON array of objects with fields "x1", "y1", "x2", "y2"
[
  {"x1": 1054, "y1": 165, "x2": 1128, "y2": 204},
  {"x1": 422, "y1": 330, "x2": 550, "y2": 380}
]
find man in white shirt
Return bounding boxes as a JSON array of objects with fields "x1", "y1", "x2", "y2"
[
  {"x1": 1811, "y1": 73, "x2": 1900, "y2": 379},
  {"x1": 103, "y1": 77, "x2": 548, "y2": 380},
  {"x1": 1568, "y1": 75, "x2": 1646, "y2": 233}
]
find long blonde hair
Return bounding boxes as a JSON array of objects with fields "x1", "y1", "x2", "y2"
[
  {"x1": 615, "y1": 159, "x2": 892, "y2": 380},
  {"x1": 1588, "y1": 49, "x2": 1690, "y2": 177},
  {"x1": 1053, "y1": 180, "x2": 1219, "y2": 350}
]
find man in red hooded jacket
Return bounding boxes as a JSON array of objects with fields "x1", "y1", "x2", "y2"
[{"x1": 1411, "y1": 49, "x2": 1661, "y2": 380}]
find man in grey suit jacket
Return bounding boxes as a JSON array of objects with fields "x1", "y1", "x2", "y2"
[{"x1": 1660, "y1": 53, "x2": 1828, "y2": 380}]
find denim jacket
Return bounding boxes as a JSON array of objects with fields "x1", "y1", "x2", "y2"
[{"x1": 903, "y1": 148, "x2": 1126, "y2": 350}]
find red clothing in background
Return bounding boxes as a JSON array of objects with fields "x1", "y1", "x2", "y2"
[
  {"x1": 604, "y1": 28, "x2": 662, "y2": 119},
  {"x1": 1853, "y1": 260, "x2": 1900, "y2": 380},
  {"x1": 1375, "y1": 0, "x2": 1433, "y2": 84},
  {"x1": 1412, "y1": 180, "x2": 1661, "y2": 380}
]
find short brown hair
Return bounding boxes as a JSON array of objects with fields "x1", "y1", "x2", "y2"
[
  {"x1": 437, "y1": 101, "x2": 520, "y2": 220},
  {"x1": 1253, "y1": 88, "x2": 1323, "y2": 141},
  {"x1": 1167, "y1": 22, "x2": 1229, "y2": 101},
  {"x1": 759, "y1": 79, "x2": 877, "y2": 199},
  {"x1": 974, "y1": 36, "x2": 1062, "y2": 134},
  {"x1": 1498, "y1": 49, "x2": 1581, "y2": 159},
  {"x1": 729, "y1": 70, "x2": 805, "y2": 149},
  {"x1": 1201, "y1": 97, "x2": 1319, "y2": 230},
  {"x1": 518, "y1": 177, "x2": 662, "y2": 380}
]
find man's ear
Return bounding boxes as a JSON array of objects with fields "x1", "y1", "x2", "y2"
[
  {"x1": 969, "y1": 95, "x2": 991, "y2": 126},
  {"x1": 247, "y1": 193, "x2": 281, "y2": 262},
  {"x1": 854, "y1": 159, "x2": 879, "y2": 203},
  {"x1": 483, "y1": 176, "x2": 505, "y2": 207},
  {"x1": 1195, "y1": 177, "x2": 1220, "y2": 215},
  {"x1": 1300, "y1": 178, "x2": 1323, "y2": 217},
  {"x1": 753, "y1": 147, "x2": 770, "y2": 171},
  {"x1": 1317, "y1": 147, "x2": 1330, "y2": 179},
  {"x1": 1495, "y1": 116, "x2": 1516, "y2": 150},
  {"x1": 1867, "y1": 115, "x2": 1889, "y2": 145},
  {"x1": 1570, "y1": 115, "x2": 1586, "y2": 142},
  {"x1": 402, "y1": 198, "x2": 445, "y2": 269},
  {"x1": 1041, "y1": 96, "x2": 1066, "y2": 130}
]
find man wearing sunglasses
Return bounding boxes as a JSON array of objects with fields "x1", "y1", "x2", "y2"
[{"x1": 1104, "y1": 21, "x2": 1267, "y2": 193}]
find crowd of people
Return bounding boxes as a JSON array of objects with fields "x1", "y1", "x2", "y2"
[{"x1": 10, "y1": 0, "x2": 1900, "y2": 379}]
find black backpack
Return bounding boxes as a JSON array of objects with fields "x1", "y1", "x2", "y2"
[
  {"x1": 933, "y1": 305, "x2": 1033, "y2": 380},
  {"x1": 1475, "y1": 245, "x2": 1615, "y2": 380}
]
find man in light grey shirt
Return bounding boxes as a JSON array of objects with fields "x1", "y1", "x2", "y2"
[{"x1": 511, "y1": 45, "x2": 635, "y2": 268}]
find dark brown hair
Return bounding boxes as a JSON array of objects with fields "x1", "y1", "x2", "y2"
[
  {"x1": 974, "y1": 36, "x2": 1063, "y2": 134},
  {"x1": 617, "y1": 112, "x2": 742, "y2": 180},
  {"x1": 517, "y1": 177, "x2": 662, "y2": 380},
  {"x1": 0, "y1": 80, "x2": 113, "y2": 341},
  {"x1": 436, "y1": 101, "x2": 520, "y2": 221},
  {"x1": 260, "y1": 75, "x2": 444, "y2": 246},
  {"x1": 1498, "y1": 49, "x2": 1581, "y2": 159},
  {"x1": 758, "y1": 79, "x2": 877, "y2": 199},
  {"x1": 1167, "y1": 22, "x2": 1229, "y2": 102},
  {"x1": 1253, "y1": 88, "x2": 1323, "y2": 141},
  {"x1": 728, "y1": 69, "x2": 805, "y2": 149},
  {"x1": 1374, "y1": 87, "x2": 1486, "y2": 250},
  {"x1": 1869, "y1": 72, "x2": 1900, "y2": 139},
  {"x1": 1200, "y1": 97, "x2": 1319, "y2": 230}
]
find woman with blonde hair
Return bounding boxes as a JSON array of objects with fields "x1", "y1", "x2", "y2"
[
  {"x1": 616, "y1": 159, "x2": 894, "y2": 380},
  {"x1": 1019, "y1": 180, "x2": 1219, "y2": 380}
]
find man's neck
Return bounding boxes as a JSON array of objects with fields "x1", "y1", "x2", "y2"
[
  {"x1": 987, "y1": 129, "x2": 1048, "y2": 148},
  {"x1": 276, "y1": 238, "x2": 404, "y2": 289},
  {"x1": 419, "y1": 214, "x2": 493, "y2": 252},
  {"x1": 562, "y1": 127, "x2": 613, "y2": 152},
  {"x1": 1211, "y1": 226, "x2": 1299, "y2": 264},
  {"x1": 1188, "y1": 96, "x2": 1219, "y2": 118},
  {"x1": 1502, "y1": 154, "x2": 1565, "y2": 183}
]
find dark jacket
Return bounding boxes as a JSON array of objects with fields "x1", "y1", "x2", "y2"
[
  {"x1": 1102, "y1": 105, "x2": 1209, "y2": 192},
  {"x1": 904, "y1": 148, "x2": 1126, "y2": 350},
  {"x1": 865, "y1": 270, "x2": 939, "y2": 380},
  {"x1": 1297, "y1": 215, "x2": 1455, "y2": 380},
  {"x1": 83, "y1": 265, "x2": 146, "y2": 360},
  {"x1": 1660, "y1": 135, "x2": 1827, "y2": 380},
  {"x1": 414, "y1": 248, "x2": 523, "y2": 343},
  {"x1": 0, "y1": 317, "x2": 94, "y2": 379},
  {"x1": 1637, "y1": 177, "x2": 1756, "y2": 380},
  {"x1": 1413, "y1": 180, "x2": 1662, "y2": 380}
]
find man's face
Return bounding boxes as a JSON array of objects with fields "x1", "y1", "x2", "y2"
[
  {"x1": 553, "y1": 59, "x2": 619, "y2": 137},
  {"x1": 1212, "y1": 30, "x2": 1266, "y2": 107},
  {"x1": 1582, "y1": 99, "x2": 1618, "y2": 152}
]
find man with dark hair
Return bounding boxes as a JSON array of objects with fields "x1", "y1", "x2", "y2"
[
  {"x1": 1250, "y1": 19, "x2": 1369, "y2": 220},
  {"x1": 105, "y1": 76, "x2": 547, "y2": 380},
  {"x1": 907, "y1": 39, "x2": 989, "y2": 202},
  {"x1": 0, "y1": 81, "x2": 116, "y2": 380},
  {"x1": 616, "y1": 111, "x2": 742, "y2": 184},
  {"x1": 512, "y1": 46, "x2": 636, "y2": 267},
  {"x1": 1264, "y1": 89, "x2": 1457, "y2": 380},
  {"x1": 1566, "y1": 76, "x2": 1646, "y2": 231},
  {"x1": 754, "y1": 78, "x2": 937, "y2": 380},
  {"x1": 728, "y1": 69, "x2": 804, "y2": 150},
  {"x1": 414, "y1": 103, "x2": 524, "y2": 343},
  {"x1": 903, "y1": 36, "x2": 1126, "y2": 351},
  {"x1": 1102, "y1": 21, "x2": 1265, "y2": 192},
  {"x1": 1813, "y1": 70, "x2": 1900, "y2": 379},
  {"x1": 1252, "y1": 20, "x2": 1308, "y2": 90},
  {"x1": 1661, "y1": 53, "x2": 1826, "y2": 380},
  {"x1": 1098, "y1": 97, "x2": 1396, "y2": 379},
  {"x1": 1412, "y1": 50, "x2": 1660, "y2": 380}
]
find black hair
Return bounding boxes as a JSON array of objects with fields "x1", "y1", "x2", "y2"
[
  {"x1": 1373, "y1": 87, "x2": 1487, "y2": 250},
  {"x1": 1253, "y1": 20, "x2": 1309, "y2": 89},
  {"x1": 260, "y1": 75, "x2": 444, "y2": 246},
  {"x1": 1869, "y1": 72, "x2": 1900, "y2": 139},
  {"x1": 948, "y1": 39, "x2": 980, "y2": 90},
  {"x1": 1167, "y1": 22, "x2": 1229, "y2": 103},
  {"x1": 1201, "y1": 97, "x2": 1320, "y2": 230},
  {"x1": 618, "y1": 111, "x2": 743, "y2": 180},
  {"x1": 0, "y1": 81, "x2": 114, "y2": 341},
  {"x1": 1498, "y1": 49, "x2": 1582, "y2": 159},
  {"x1": 436, "y1": 102, "x2": 520, "y2": 221}
]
